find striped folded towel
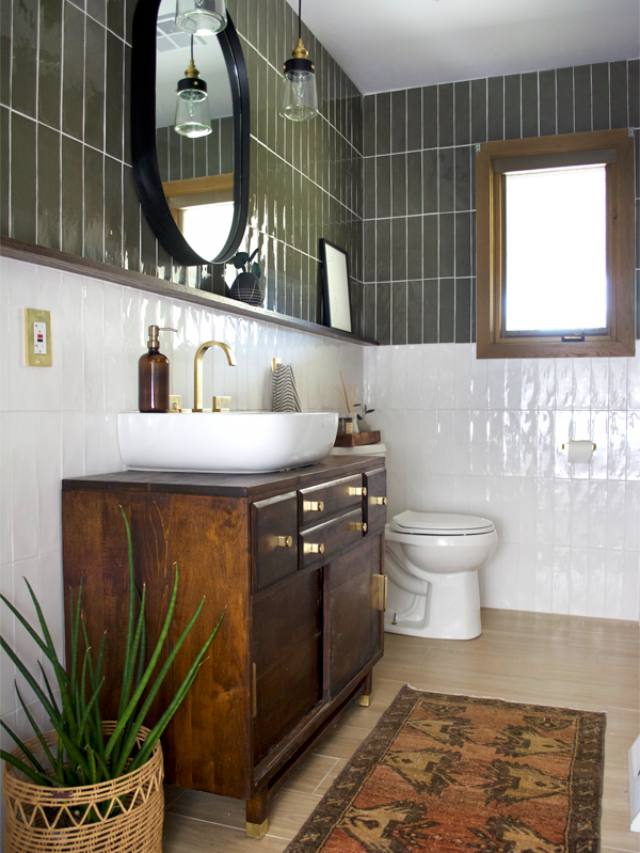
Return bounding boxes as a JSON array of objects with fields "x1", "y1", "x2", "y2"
[{"x1": 272, "y1": 364, "x2": 301, "y2": 412}]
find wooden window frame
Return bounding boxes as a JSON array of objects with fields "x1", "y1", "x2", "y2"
[{"x1": 476, "y1": 128, "x2": 636, "y2": 359}]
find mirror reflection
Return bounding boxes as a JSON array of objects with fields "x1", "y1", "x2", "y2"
[{"x1": 154, "y1": 0, "x2": 235, "y2": 261}]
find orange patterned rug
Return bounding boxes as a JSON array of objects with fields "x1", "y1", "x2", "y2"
[{"x1": 286, "y1": 687, "x2": 605, "y2": 853}]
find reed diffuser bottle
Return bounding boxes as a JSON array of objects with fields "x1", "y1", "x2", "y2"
[{"x1": 139, "y1": 325, "x2": 177, "y2": 412}]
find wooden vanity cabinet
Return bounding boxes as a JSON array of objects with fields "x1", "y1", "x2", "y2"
[{"x1": 61, "y1": 455, "x2": 386, "y2": 836}]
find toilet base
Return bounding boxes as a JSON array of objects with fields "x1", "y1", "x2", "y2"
[{"x1": 384, "y1": 564, "x2": 482, "y2": 640}]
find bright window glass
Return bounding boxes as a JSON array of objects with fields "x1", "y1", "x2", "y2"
[
  {"x1": 180, "y1": 201, "x2": 235, "y2": 261},
  {"x1": 505, "y1": 164, "x2": 607, "y2": 332}
]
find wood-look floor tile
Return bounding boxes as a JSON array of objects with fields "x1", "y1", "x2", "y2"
[
  {"x1": 163, "y1": 812, "x2": 288, "y2": 853},
  {"x1": 281, "y1": 753, "x2": 340, "y2": 795},
  {"x1": 166, "y1": 787, "x2": 245, "y2": 830},
  {"x1": 266, "y1": 789, "x2": 323, "y2": 840}
]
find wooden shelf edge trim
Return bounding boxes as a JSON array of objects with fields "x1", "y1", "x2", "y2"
[{"x1": 1, "y1": 237, "x2": 379, "y2": 347}]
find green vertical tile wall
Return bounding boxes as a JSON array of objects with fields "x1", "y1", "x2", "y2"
[
  {"x1": 362, "y1": 60, "x2": 640, "y2": 345},
  {"x1": 1, "y1": 0, "x2": 364, "y2": 330}
]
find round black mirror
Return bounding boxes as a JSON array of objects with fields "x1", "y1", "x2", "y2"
[{"x1": 131, "y1": 0, "x2": 249, "y2": 265}]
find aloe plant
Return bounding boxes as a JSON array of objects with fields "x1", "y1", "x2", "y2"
[{"x1": 0, "y1": 506, "x2": 224, "y2": 788}]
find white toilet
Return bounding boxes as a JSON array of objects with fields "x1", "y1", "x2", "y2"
[{"x1": 384, "y1": 510, "x2": 498, "y2": 640}]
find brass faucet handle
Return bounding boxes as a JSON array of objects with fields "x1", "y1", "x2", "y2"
[
  {"x1": 212, "y1": 396, "x2": 231, "y2": 412},
  {"x1": 169, "y1": 395, "x2": 182, "y2": 413}
]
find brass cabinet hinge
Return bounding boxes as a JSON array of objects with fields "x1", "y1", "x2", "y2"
[{"x1": 372, "y1": 574, "x2": 387, "y2": 612}]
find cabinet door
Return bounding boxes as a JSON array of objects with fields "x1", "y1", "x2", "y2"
[
  {"x1": 327, "y1": 535, "x2": 383, "y2": 698},
  {"x1": 252, "y1": 570, "x2": 322, "y2": 765}
]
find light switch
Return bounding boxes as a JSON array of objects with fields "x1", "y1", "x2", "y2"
[{"x1": 25, "y1": 308, "x2": 52, "y2": 367}]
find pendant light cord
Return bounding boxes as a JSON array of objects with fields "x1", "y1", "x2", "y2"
[
  {"x1": 298, "y1": 0, "x2": 302, "y2": 40},
  {"x1": 191, "y1": 34, "x2": 194, "y2": 61}
]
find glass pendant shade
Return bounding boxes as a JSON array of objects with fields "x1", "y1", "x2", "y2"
[
  {"x1": 280, "y1": 41, "x2": 318, "y2": 122},
  {"x1": 175, "y1": 0, "x2": 227, "y2": 35},
  {"x1": 174, "y1": 61, "x2": 212, "y2": 138}
]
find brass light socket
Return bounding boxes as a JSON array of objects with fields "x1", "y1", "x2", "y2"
[{"x1": 292, "y1": 37, "x2": 308, "y2": 59}]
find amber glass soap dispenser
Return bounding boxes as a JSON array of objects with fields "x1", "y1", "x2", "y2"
[{"x1": 139, "y1": 325, "x2": 177, "y2": 412}]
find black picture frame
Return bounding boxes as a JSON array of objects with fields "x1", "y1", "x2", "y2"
[{"x1": 320, "y1": 239, "x2": 352, "y2": 333}]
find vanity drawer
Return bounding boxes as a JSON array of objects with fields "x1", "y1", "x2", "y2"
[
  {"x1": 300, "y1": 508, "x2": 365, "y2": 569},
  {"x1": 253, "y1": 492, "x2": 298, "y2": 590},
  {"x1": 365, "y1": 467, "x2": 387, "y2": 534},
  {"x1": 299, "y1": 475, "x2": 365, "y2": 523}
]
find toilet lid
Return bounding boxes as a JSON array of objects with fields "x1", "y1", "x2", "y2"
[{"x1": 391, "y1": 510, "x2": 495, "y2": 536}]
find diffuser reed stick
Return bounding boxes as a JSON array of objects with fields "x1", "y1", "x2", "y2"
[{"x1": 339, "y1": 371, "x2": 352, "y2": 413}]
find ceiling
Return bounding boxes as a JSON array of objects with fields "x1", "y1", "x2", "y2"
[{"x1": 285, "y1": 0, "x2": 640, "y2": 95}]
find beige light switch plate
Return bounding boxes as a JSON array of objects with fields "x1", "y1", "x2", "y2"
[{"x1": 25, "y1": 308, "x2": 52, "y2": 367}]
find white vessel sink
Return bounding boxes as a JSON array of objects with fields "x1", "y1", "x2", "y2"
[{"x1": 117, "y1": 411, "x2": 339, "y2": 474}]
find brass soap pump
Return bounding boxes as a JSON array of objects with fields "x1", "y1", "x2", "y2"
[{"x1": 139, "y1": 325, "x2": 177, "y2": 413}]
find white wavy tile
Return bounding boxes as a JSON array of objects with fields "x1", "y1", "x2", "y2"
[
  {"x1": 469, "y1": 411, "x2": 488, "y2": 475},
  {"x1": 624, "y1": 482, "x2": 640, "y2": 551},
  {"x1": 389, "y1": 346, "x2": 408, "y2": 410},
  {"x1": 572, "y1": 358, "x2": 591, "y2": 410},
  {"x1": 587, "y1": 481, "x2": 608, "y2": 550},
  {"x1": 535, "y1": 478, "x2": 555, "y2": 546},
  {"x1": 60, "y1": 274, "x2": 84, "y2": 412},
  {"x1": 519, "y1": 478, "x2": 537, "y2": 544},
  {"x1": 61, "y1": 412, "x2": 85, "y2": 479},
  {"x1": 534, "y1": 546, "x2": 553, "y2": 612},
  {"x1": 504, "y1": 359, "x2": 522, "y2": 411},
  {"x1": 501, "y1": 478, "x2": 521, "y2": 543},
  {"x1": 553, "y1": 479, "x2": 572, "y2": 547},
  {"x1": 12, "y1": 556, "x2": 42, "y2": 705},
  {"x1": 436, "y1": 344, "x2": 455, "y2": 410},
  {"x1": 626, "y1": 411, "x2": 640, "y2": 479},
  {"x1": 535, "y1": 410, "x2": 555, "y2": 478},
  {"x1": 555, "y1": 359, "x2": 574, "y2": 409},
  {"x1": 0, "y1": 413, "x2": 13, "y2": 565},
  {"x1": 419, "y1": 409, "x2": 438, "y2": 474},
  {"x1": 622, "y1": 551, "x2": 640, "y2": 620},
  {"x1": 435, "y1": 410, "x2": 453, "y2": 474},
  {"x1": 568, "y1": 549, "x2": 588, "y2": 616},
  {"x1": 37, "y1": 550, "x2": 64, "y2": 664},
  {"x1": 419, "y1": 345, "x2": 438, "y2": 409},
  {"x1": 486, "y1": 358, "x2": 506, "y2": 410},
  {"x1": 551, "y1": 547, "x2": 571, "y2": 614},
  {"x1": 590, "y1": 358, "x2": 609, "y2": 410},
  {"x1": 517, "y1": 545, "x2": 536, "y2": 610},
  {"x1": 586, "y1": 550, "x2": 607, "y2": 617},
  {"x1": 567, "y1": 410, "x2": 592, "y2": 480},
  {"x1": 469, "y1": 347, "x2": 488, "y2": 410},
  {"x1": 451, "y1": 410, "x2": 470, "y2": 475},
  {"x1": 520, "y1": 359, "x2": 537, "y2": 410},
  {"x1": 536, "y1": 359, "x2": 556, "y2": 409},
  {"x1": 604, "y1": 549, "x2": 624, "y2": 619},
  {"x1": 83, "y1": 412, "x2": 106, "y2": 476},
  {"x1": 103, "y1": 285, "x2": 126, "y2": 413},
  {"x1": 570, "y1": 479, "x2": 590, "y2": 550},
  {"x1": 35, "y1": 413, "x2": 62, "y2": 556},
  {"x1": 10, "y1": 413, "x2": 38, "y2": 562},
  {"x1": 607, "y1": 411, "x2": 627, "y2": 480},
  {"x1": 628, "y1": 350, "x2": 640, "y2": 409},
  {"x1": 590, "y1": 410, "x2": 609, "y2": 480},
  {"x1": 606, "y1": 480, "x2": 626, "y2": 550},
  {"x1": 609, "y1": 356, "x2": 627, "y2": 410},
  {"x1": 453, "y1": 344, "x2": 472, "y2": 409}
]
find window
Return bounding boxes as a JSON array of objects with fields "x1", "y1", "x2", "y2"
[
  {"x1": 476, "y1": 128, "x2": 635, "y2": 358},
  {"x1": 162, "y1": 173, "x2": 234, "y2": 263}
]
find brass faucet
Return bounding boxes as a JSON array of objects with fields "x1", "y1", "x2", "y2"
[{"x1": 193, "y1": 341, "x2": 237, "y2": 412}]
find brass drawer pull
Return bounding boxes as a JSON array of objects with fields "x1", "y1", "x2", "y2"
[
  {"x1": 275, "y1": 535, "x2": 293, "y2": 547},
  {"x1": 348, "y1": 522, "x2": 367, "y2": 533},
  {"x1": 303, "y1": 542, "x2": 325, "y2": 554},
  {"x1": 369, "y1": 496, "x2": 387, "y2": 506},
  {"x1": 303, "y1": 500, "x2": 324, "y2": 512},
  {"x1": 348, "y1": 486, "x2": 367, "y2": 496}
]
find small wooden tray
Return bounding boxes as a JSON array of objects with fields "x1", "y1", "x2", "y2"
[{"x1": 334, "y1": 430, "x2": 381, "y2": 447}]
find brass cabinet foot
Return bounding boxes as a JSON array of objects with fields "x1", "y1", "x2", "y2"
[
  {"x1": 246, "y1": 818, "x2": 269, "y2": 839},
  {"x1": 358, "y1": 694, "x2": 371, "y2": 707}
]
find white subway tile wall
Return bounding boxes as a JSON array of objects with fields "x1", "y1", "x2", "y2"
[
  {"x1": 0, "y1": 256, "x2": 365, "y2": 745},
  {"x1": 364, "y1": 343, "x2": 640, "y2": 621}
]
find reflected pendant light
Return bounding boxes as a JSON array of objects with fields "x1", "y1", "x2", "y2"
[
  {"x1": 280, "y1": 0, "x2": 318, "y2": 121},
  {"x1": 175, "y1": 0, "x2": 227, "y2": 36},
  {"x1": 174, "y1": 37, "x2": 212, "y2": 138}
]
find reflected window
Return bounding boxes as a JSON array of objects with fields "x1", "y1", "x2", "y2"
[{"x1": 179, "y1": 201, "x2": 234, "y2": 261}]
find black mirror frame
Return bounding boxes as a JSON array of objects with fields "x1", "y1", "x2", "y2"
[{"x1": 131, "y1": 3, "x2": 250, "y2": 266}]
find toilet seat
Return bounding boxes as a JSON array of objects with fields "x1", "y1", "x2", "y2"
[{"x1": 391, "y1": 510, "x2": 495, "y2": 537}]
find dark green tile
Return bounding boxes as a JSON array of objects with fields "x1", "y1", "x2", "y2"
[
  {"x1": 83, "y1": 17, "x2": 105, "y2": 150},
  {"x1": 376, "y1": 92, "x2": 390, "y2": 155},
  {"x1": 407, "y1": 87, "x2": 421, "y2": 151},
  {"x1": 610, "y1": 61, "x2": 627, "y2": 128},
  {"x1": 391, "y1": 217, "x2": 406, "y2": 281},
  {"x1": 438, "y1": 83, "x2": 453, "y2": 147},
  {"x1": 471, "y1": 279, "x2": 477, "y2": 343},
  {"x1": 629, "y1": 60, "x2": 639, "y2": 127},
  {"x1": 207, "y1": 121, "x2": 220, "y2": 174},
  {"x1": 364, "y1": 219, "x2": 376, "y2": 282},
  {"x1": 107, "y1": 0, "x2": 124, "y2": 38},
  {"x1": 423, "y1": 280, "x2": 438, "y2": 342},
  {"x1": 140, "y1": 206, "x2": 158, "y2": 277},
  {"x1": 455, "y1": 211, "x2": 471, "y2": 277},
  {"x1": 522, "y1": 72, "x2": 538, "y2": 137},
  {"x1": 376, "y1": 282, "x2": 391, "y2": 345},
  {"x1": 257, "y1": 0, "x2": 267, "y2": 58},
  {"x1": 439, "y1": 213, "x2": 454, "y2": 277},
  {"x1": 39, "y1": 0, "x2": 63, "y2": 129},
  {"x1": 376, "y1": 155, "x2": 391, "y2": 219},
  {"x1": 364, "y1": 283, "x2": 376, "y2": 340},
  {"x1": 13, "y1": 0, "x2": 39, "y2": 120},
  {"x1": 392, "y1": 282, "x2": 407, "y2": 344},
  {"x1": 406, "y1": 215, "x2": 422, "y2": 280},
  {"x1": 275, "y1": 239, "x2": 285, "y2": 313},
  {"x1": 61, "y1": 135, "x2": 83, "y2": 255},
  {"x1": 391, "y1": 90, "x2": 406, "y2": 153},
  {"x1": 291, "y1": 246, "x2": 303, "y2": 319},
  {"x1": 455, "y1": 278, "x2": 471, "y2": 342},
  {"x1": 37, "y1": 123, "x2": 61, "y2": 249},
  {"x1": 539, "y1": 70, "x2": 556, "y2": 136},
  {"x1": 407, "y1": 281, "x2": 423, "y2": 344},
  {"x1": 592, "y1": 63, "x2": 609, "y2": 131},
  {"x1": 0, "y1": 107, "x2": 8, "y2": 234},
  {"x1": 557, "y1": 66, "x2": 574, "y2": 134},
  {"x1": 454, "y1": 81, "x2": 470, "y2": 145},
  {"x1": 488, "y1": 76, "x2": 504, "y2": 141},
  {"x1": 423, "y1": 215, "x2": 437, "y2": 278},
  {"x1": 376, "y1": 218, "x2": 390, "y2": 282},
  {"x1": 352, "y1": 92, "x2": 363, "y2": 155},
  {"x1": 123, "y1": 43, "x2": 131, "y2": 165},
  {"x1": 438, "y1": 148, "x2": 453, "y2": 212},
  {"x1": 194, "y1": 135, "x2": 207, "y2": 178},
  {"x1": 407, "y1": 151, "x2": 422, "y2": 216},
  {"x1": 504, "y1": 74, "x2": 520, "y2": 139},
  {"x1": 182, "y1": 136, "x2": 195, "y2": 180},
  {"x1": 62, "y1": 2, "x2": 84, "y2": 139},
  {"x1": 104, "y1": 155, "x2": 122, "y2": 266},
  {"x1": 105, "y1": 30, "x2": 123, "y2": 160},
  {"x1": 10, "y1": 113, "x2": 36, "y2": 242},
  {"x1": 349, "y1": 278, "x2": 364, "y2": 338},
  {"x1": 84, "y1": 146, "x2": 103, "y2": 261},
  {"x1": 125, "y1": 0, "x2": 135, "y2": 44},
  {"x1": 423, "y1": 149, "x2": 437, "y2": 213},
  {"x1": 363, "y1": 96, "x2": 375, "y2": 157},
  {"x1": 87, "y1": 0, "x2": 105, "y2": 25},
  {"x1": 391, "y1": 154, "x2": 406, "y2": 217},
  {"x1": 1, "y1": 0, "x2": 12, "y2": 106},
  {"x1": 423, "y1": 85, "x2": 437, "y2": 149},
  {"x1": 454, "y1": 146, "x2": 470, "y2": 212},
  {"x1": 362, "y1": 156, "x2": 374, "y2": 220},
  {"x1": 574, "y1": 65, "x2": 592, "y2": 132},
  {"x1": 439, "y1": 278, "x2": 454, "y2": 343},
  {"x1": 156, "y1": 238, "x2": 172, "y2": 283},
  {"x1": 122, "y1": 163, "x2": 140, "y2": 270},
  {"x1": 471, "y1": 78, "x2": 487, "y2": 144}
]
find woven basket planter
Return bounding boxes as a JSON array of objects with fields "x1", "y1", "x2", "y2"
[{"x1": 3, "y1": 722, "x2": 164, "y2": 853}]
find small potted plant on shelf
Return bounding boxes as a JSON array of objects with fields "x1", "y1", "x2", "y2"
[
  {"x1": 355, "y1": 402, "x2": 375, "y2": 433},
  {"x1": 1, "y1": 507, "x2": 224, "y2": 853},
  {"x1": 227, "y1": 248, "x2": 263, "y2": 306}
]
